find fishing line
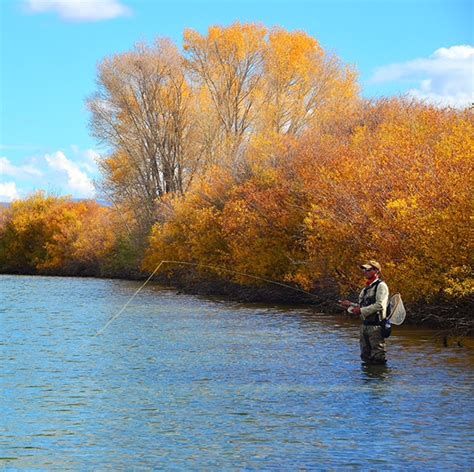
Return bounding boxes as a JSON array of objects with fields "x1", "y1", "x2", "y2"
[
  {"x1": 91, "y1": 260, "x2": 166, "y2": 339},
  {"x1": 91, "y1": 259, "x2": 334, "y2": 339}
]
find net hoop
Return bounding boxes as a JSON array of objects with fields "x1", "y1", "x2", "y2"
[{"x1": 388, "y1": 293, "x2": 406, "y2": 325}]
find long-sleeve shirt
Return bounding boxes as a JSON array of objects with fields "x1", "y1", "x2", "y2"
[{"x1": 358, "y1": 279, "x2": 389, "y2": 321}]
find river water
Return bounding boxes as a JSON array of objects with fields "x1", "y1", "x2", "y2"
[{"x1": 1, "y1": 275, "x2": 473, "y2": 470}]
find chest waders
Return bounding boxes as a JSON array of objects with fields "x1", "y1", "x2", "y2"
[
  {"x1": 359, "y1": 280, "x2": 389, "y2": 364},
  {"x1": 361, "y1": 280, "x2": 392, "y2": 338}
]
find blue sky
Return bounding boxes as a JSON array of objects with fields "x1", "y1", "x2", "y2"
[{"x1": 0, "y1": 0, "x2": 472, "y2": 201}]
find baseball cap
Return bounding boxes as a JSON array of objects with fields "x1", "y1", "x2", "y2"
[{"x1": 360, "y1": 260, "x2": 382, "y2": 272}]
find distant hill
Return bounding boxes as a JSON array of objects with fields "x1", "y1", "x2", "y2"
[{"x1": 72, "y1": 198, "x2": 112, "y2": 207}]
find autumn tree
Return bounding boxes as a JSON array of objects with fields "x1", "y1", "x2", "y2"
[
  {"x1": 89, "y1": 24, "x2": 359, "y2": 240},
  {"x1": 261, "y1": 28, "x2": 359, "y2": 136},
  {"x1": 0, "y1": 193, "x2": 67, "y2": 273},
  {"x1": 143, "y1": 138, "x2": 309, "y2": 288},
  {"x1": 184, "y1": 23, "x2": 267, "y2": 163},
  {"x1": 37, "y1": 200, "x2": 117, "y2": 275},
  {"x1": 0, "y1": 193, "x2": 117, "y2": 276},
  {"x1": 183, "y1": 23, "x2": 359, "y2": 166},
  {"x1": 88, "y1": 40, "x2": 198, "y2": 233}
]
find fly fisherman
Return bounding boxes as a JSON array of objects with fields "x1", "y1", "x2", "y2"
[{"x1": 339, "y1": 261, "x2": 389, "y2": 365}]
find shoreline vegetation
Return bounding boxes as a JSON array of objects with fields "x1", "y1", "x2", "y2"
[
  {"x1": 1, "y1": 24, "x2": 472, "y2": 333},
  {"x1": 0, "y1": 267, "x2": 472, "y2": 335}
]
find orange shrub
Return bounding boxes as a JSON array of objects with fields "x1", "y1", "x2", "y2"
[
  {"x1": 143, "y1": 99, "x2": 473, "y2": 309},
  {"x1": 0, "y1": 193, "x2": 117, "y2": 275}
]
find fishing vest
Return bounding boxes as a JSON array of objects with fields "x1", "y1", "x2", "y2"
[{"x1": 361, "y1": 279, "x2": 384, "y2": 324}]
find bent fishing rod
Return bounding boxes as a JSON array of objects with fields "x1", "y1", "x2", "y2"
[{"x1": 91, "y1": 259, "x2": 341, "y2": 339}]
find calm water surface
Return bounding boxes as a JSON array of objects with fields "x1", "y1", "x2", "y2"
[{"x1": 1, "y1": 275, "x2": 473, "y2": 470}]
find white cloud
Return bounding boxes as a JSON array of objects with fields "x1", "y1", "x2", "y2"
[
  {"x1": 370, "y1": 45, "x2": 474, "y2": 108},
  {"x1": 0, "y1": 148, "x2": 100, "y2": 200},
  {"x1": 70, "y1": 146, "x2": 101, "y2": 174},
  {"x1": 0, "y1": 156, "x2": 43, "y2": 178},
  {"x1": 45, "y1": 151, "x2": 96, "y2": 198},
  {"x1": 82, "y1": 149, "x2": 101, "y2": 174},
  {"x1": 0, "y1": 182, "x2": 20, "y2": 202},
  {"x1": 25, "y1": 0, "x2": 131, "y2": 22}
]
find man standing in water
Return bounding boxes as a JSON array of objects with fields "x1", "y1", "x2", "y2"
[{"x1": 339, "y1": 261, "x2": 389, "y2": 365}]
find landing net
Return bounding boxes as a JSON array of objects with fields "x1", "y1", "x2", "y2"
[{"x1": 388, "y1": 293, "x2": 406, "y2": 325}]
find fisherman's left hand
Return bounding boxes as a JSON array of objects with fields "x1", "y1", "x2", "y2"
[{"x1": 350, "y1": 306, "x2": 361, "y2": 315}]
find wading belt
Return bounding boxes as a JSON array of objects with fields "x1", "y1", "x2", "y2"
[{"x1": 363, "y1": 319, "x2": 381, "y2": 326}]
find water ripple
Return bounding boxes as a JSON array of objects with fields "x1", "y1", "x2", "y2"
[{"x1": 1, "y1": 275, "x2": 473, "y2": 469}]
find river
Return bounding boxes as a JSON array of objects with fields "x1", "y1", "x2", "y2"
[{"x1": 1, "y1": 275, "x2": 473, "y2": 469}]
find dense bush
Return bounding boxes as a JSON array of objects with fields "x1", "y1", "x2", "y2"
[
  {"x1": 0, "y1": 193, "x2": 116, "y2": 276},
  {"x1": 143, "y1": 100, "x2": 473, "y2": 317}
]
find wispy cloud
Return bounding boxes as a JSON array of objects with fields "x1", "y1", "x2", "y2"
[
  {"x1": 70, "y1": 145, "x2": 101, "y2": 174},
  {"x1": 370, "y1": 45, "x2": 474, "y2": 108},
  {"x1": 25, "y1": 0, "x2": 132, "y2": 22},
  {"x1": 45, "y1": 151, "x2": 96, "y2": 197},
  {"x1": 0, "y1": 156, "x2": 43, "y2": 178}
]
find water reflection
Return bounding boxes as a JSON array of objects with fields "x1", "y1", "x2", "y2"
[{"x1": 361, "y1": 362, "x2": 391, "y2": 381}]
